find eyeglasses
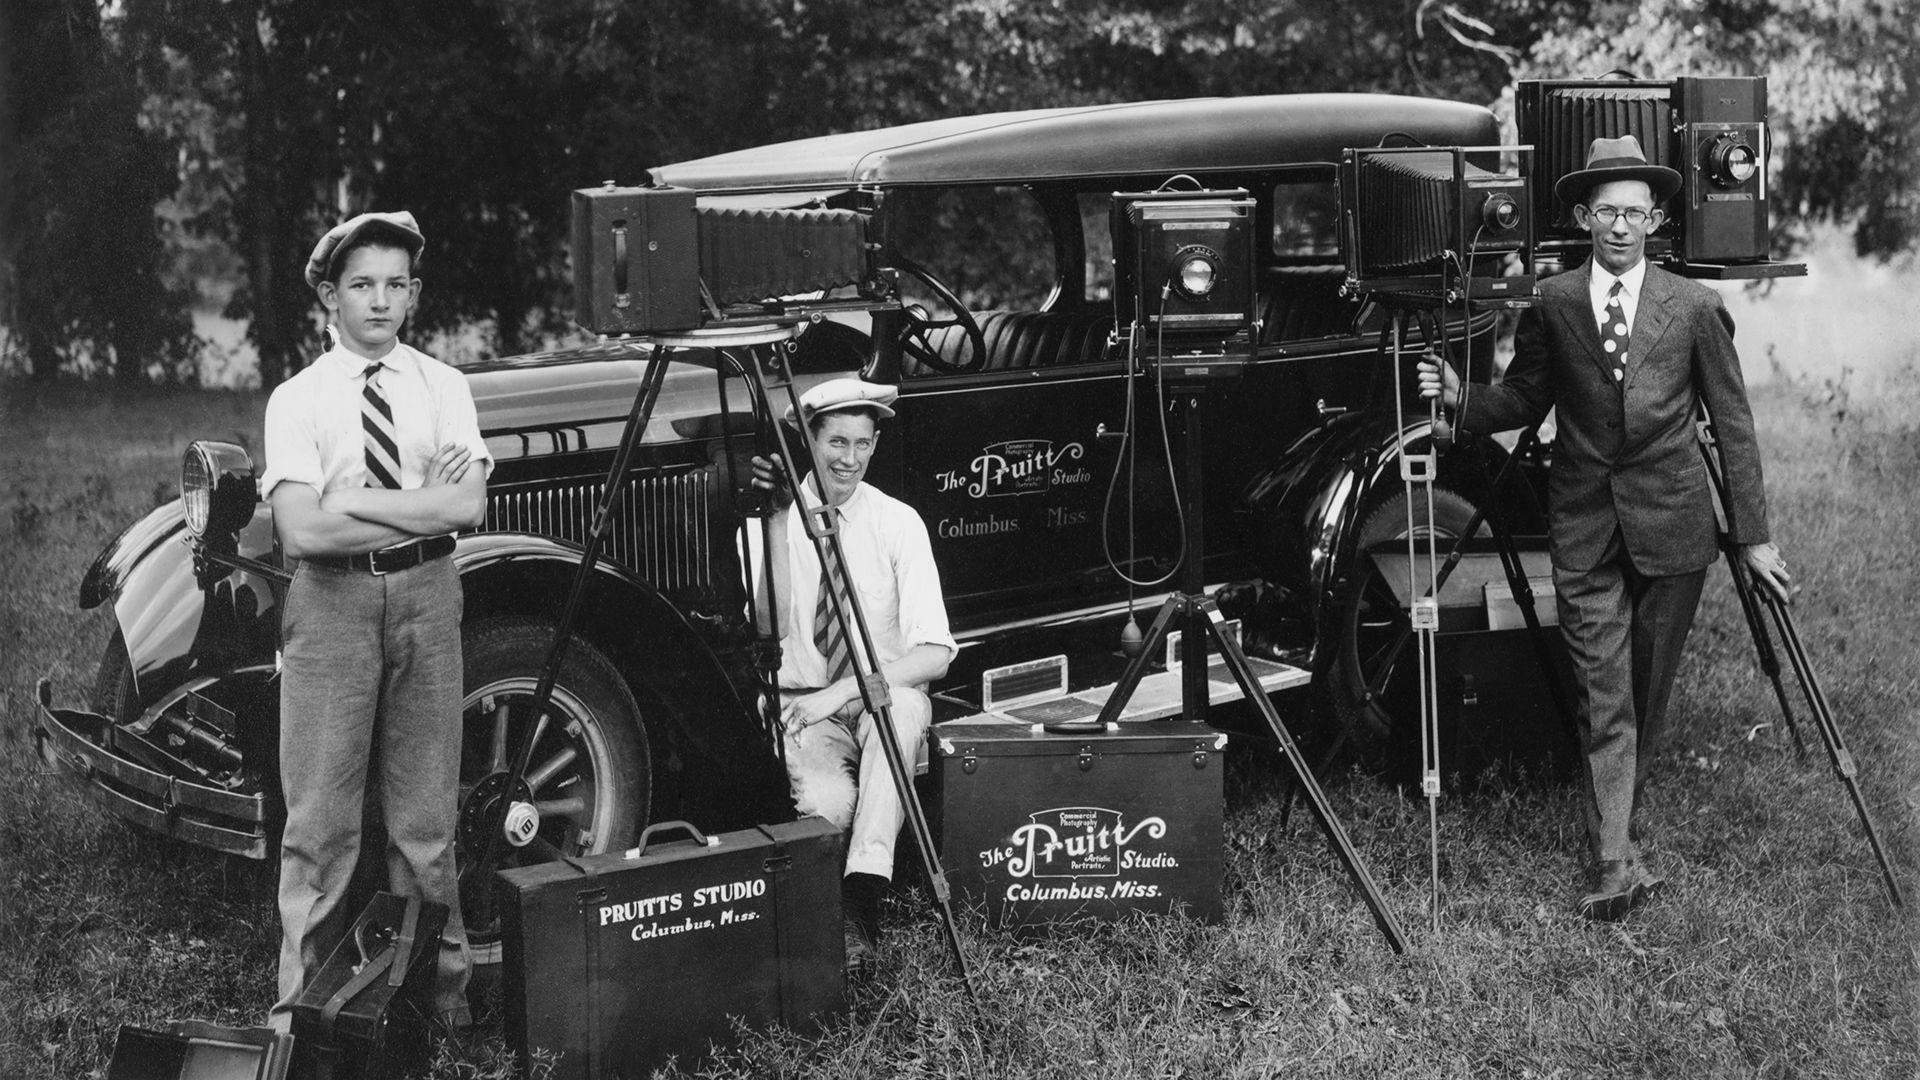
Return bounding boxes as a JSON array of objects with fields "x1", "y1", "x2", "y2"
[{"x1": 1584, "y1": 206, "x2": 1657, "y2": 227}]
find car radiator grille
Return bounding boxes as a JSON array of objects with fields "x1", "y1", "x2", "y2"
[{"x1": 482, "y1": 468, "x2": 713, "y2": 592}]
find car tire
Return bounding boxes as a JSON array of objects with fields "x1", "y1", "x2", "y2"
[
  {"x1": 1325, "y1": 487, "x2": 1485, "y2": 744},
  {"x1": 91, "y1": 628, "x2": 139, "y2": 721},
  {"x1": 458, "y1": 616, "x2": 650, "y2": 966}
]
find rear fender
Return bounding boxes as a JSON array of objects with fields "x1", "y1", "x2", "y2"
[{"x1": 1246, "y1": 413, "x2": 1511, "y2": 669}]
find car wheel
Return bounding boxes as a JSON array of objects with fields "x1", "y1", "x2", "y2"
[
  {"x1": 457, "y1": 617, "x2": 650, "y2": 966},
  {"x1": 1326, "y1": 487, "x2": 1485, "y2": 743}
]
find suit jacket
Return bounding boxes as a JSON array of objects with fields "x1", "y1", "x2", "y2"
[{"x1": 1462, "y1": 261, "x2": 1770, "y2": 575}]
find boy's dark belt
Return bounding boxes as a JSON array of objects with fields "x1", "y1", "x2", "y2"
[{"x1": 306, "y1": 534, "x2": 456, "y2": 575}]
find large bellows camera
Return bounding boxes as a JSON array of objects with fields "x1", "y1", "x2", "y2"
[
  {"x1": 1109, "y1": 188, "x2": 1257, "y2": 373},
  {"x1": 1518, "y1": 76, "x2": 1797, "y2": 277},
  {"x1": 570, "y1": 183, "x2": 879, "y2": 334},
  {"x1": 1337, "y1": 145, "x2": 1536, "y2": 301}
]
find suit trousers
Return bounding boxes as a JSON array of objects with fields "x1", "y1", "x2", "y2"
[
  {"x1": 269, "y1": 555, "x2": 471, "y2": 1030},
  {"x1": 782, "y1": 687, "x2": 931, "y2": 880},
  {"x1": 1553, "y1": 528, "x2": 1708, "y2": 865}
]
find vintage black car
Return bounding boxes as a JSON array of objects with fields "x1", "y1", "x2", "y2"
[{"x1": 37, "y1": 93, "x2": 1547, "y2": 962}]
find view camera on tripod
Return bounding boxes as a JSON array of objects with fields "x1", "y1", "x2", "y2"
[
  {"x1": 1337, "y1": 143, "x2": 1537, "y2": 302},
  {"x1": 1109, "y1": 187, "x2": 1257, "y2": 379}
]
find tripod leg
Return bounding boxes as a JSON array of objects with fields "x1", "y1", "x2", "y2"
[
  {"x1": 1202, "y1": 601, "x2": 1412, "y2": 954},
  {"x1": 464, "y1": 345, "x2": 675, "y2": 892},
  {"x1": 1095, "y1": 596, "x2": 1185, "y2": 727},
  {"x1": 754, "y1": 349, "x2": 984, "y2": 1001},
  {"x1": 1697, "y1": 406, "x2": 1900, "y2": 907},
  {"x1": 1759, "y1": 590, "x2": 1905, "y2": 908}
]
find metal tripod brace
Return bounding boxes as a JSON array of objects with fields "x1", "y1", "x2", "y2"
[
  {"x1": 744, "y1": 336, "x2": 983, "y2": 1000},
  {"x1": 1694, "y1": 404, "x2": 1904, "y2": 908},
  {"x1": 1385, "y1": 305, "x2": 1447, "y2": 931}
]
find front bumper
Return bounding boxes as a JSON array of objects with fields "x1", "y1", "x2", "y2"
[{"x1": 34, "y1": 679, "x2": 270, "y2": 859}]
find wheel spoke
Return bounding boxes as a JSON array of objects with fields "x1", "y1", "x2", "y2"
[
  {"x1": 489, "y1": 702, "x2": 509, "y2": 772},
  {"x1": 533, "y1": 796, "x2": 588, "y2": 821},
  {"x1": 525, "y1": 746, "x2": 579, "y2": 792}
]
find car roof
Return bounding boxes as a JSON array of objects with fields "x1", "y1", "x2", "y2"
[{"x1": 649, "y1": 94, "x2": 1499, "y2": 192}]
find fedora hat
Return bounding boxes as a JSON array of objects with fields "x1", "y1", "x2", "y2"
[
  {"x1": 783, "y1": 377, "x2": 899, "y2": 426},
  {"x1": 1554, "y1": 135, "x2": 1682, "y2": 208}
]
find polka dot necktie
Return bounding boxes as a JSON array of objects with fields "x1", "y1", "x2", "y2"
[
  {"x1": 1601, "y1": 280, "x2": 1630, "y2": 385},
  {"x1": 361, "y1": 361, "x2": 403, "y2": 489},
  {"x1": 811, "y1": 514, "x2": 853, "y2": 684}
]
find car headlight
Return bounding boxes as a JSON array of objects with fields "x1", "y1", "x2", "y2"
[
  {"x1": 1170, "y1": 245, "x2": 1220, "y2": 301},
  {"x1": 181, "y1": 441, "x2": 259, "y2": 540}
]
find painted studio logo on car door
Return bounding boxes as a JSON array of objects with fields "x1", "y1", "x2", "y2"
[{"x1": 937, "y1": 439, "x2": 1088, "y2": 498}]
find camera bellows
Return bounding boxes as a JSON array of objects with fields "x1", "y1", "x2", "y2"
[
  {"x1": 697, "y1": 206, "x2": 868, "y2": 306},
  {"x1": 1354, "y1": 152, "x2": 1527, "y2": 273},
  {"x1": 1534, "y1": 86, "x2": 1673, "y2": 226}
]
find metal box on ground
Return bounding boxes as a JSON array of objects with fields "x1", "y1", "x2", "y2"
[
  {"x1": 289, "y1": 892, "x2": 447, "y2": 1080},
  {"x1": 496, "y1": 818, "x2": 846, "y2": 1080},
  {"x1": 107, "y1": 1021, "x2": 292, "y2": 1080},
  {"x1": 927, "y1": 720, "x2": 1227, "y2": 928}
]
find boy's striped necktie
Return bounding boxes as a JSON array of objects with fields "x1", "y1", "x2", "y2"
[{"x1": 362, "y1": 361, "x2": 403, "y2": 489}]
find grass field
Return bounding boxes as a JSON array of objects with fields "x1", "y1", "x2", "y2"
[{"x1": 2, "y1": 371, "x2": 1915, "y2": 1079}]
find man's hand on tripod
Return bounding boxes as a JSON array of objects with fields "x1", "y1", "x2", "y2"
[
  {"x1": 1740, "y1": 541, "x2": 1793, "y2": 604},
  {"x1": 750, "y1": 454, "x2": 796, "y2": 513},
  {"x1": 1416, "y1": 351, "x2": 1463, "y2": 411}
]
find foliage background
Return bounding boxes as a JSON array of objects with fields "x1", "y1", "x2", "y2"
[{"x1": 2, "y1": 0, "x2": 1916, "y2": 386}]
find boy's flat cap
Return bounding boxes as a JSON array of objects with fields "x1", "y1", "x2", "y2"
[{"x1": 305, "y1": 211, "x2": 425, "y2": 289}]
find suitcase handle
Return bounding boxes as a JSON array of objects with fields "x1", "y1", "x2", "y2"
[{"x1": 626, "y1": 819, "x2": 716, "y2": 859}]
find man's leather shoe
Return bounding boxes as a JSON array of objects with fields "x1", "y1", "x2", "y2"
[{"x1": 1579, "y1": 859, "x2": 1657, "y2": 921}]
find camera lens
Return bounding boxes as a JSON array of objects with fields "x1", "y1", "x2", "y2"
[{"x1": 1482, "y1": 194, "x2": 1520, "y2": 232}]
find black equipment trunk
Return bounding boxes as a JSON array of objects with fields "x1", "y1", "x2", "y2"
[
  {"x1": 927, "y1": 720, "x2": 1227, "y2": 927},
  {"x1": 496, "y1": 817, "x2": 846, "y2": 1080}
]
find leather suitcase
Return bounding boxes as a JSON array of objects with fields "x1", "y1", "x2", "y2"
[
  {"x1": 497, "y1": 818, "x2": 846, "y2": 1080},
  {"x1": 288, "y1": 892, "x2": 448, "y2": 1080},
  {"x1": 927, "y1": 720, "x2": 1228, "y2": 927}
]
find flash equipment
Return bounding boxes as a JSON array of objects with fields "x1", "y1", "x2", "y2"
[
  {"x1": 570, "y1": 182, "x2": 884, "y2": 334},
  {"x1": 1517, "y1": 75, "x2": 1802, "y2": 278},
  {"x1": 1109, "y1": 188, "x2": 1256, "y2": 377},
  {"x1": 1337, "y1": 145, "x2": 1536, "y2": 301}
]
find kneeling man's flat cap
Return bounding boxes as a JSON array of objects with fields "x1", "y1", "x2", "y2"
[{"x1": 786, "y1": 378, "x2": 900, "y2": 426}]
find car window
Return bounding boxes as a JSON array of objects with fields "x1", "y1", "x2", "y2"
[
  {"x1": 1272, "y1": 174, "x2": 1341, "y2": 258},
  {"x1": 1078, "y1": 193, "x2": 1114, "y2": 303},
  {"x1": 890, "y1": 186, "x2": 1055, "y2": 315}
]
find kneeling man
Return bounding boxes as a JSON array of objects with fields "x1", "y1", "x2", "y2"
[{"x1": 752, "y1": 378, "x2": 954, "y2": 973}]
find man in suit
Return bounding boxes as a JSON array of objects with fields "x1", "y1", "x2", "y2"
[{"x1": 1421, "y1": 136, "x2": 1791, "y2": 920}]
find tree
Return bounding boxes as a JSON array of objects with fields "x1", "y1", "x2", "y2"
[{"x1": 1, "y1": 0, "x2": 197, "y2": 382}]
